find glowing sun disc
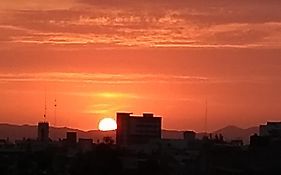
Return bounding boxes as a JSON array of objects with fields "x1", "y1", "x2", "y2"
[{"x1": 98, "y1": 118, "x2": 117, "y2": 131}]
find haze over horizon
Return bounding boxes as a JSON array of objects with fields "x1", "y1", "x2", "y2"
[{"x1": 0, "y1": 0, "x2": 281, "y2": 132}]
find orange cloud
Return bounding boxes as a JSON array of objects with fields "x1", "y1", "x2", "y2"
[
  {"x1": 0, "y1": 1, "x2": 280, "y2": 48},
  {"x1": 0, "y1": 72, "x2": 208, "y2": 84}
]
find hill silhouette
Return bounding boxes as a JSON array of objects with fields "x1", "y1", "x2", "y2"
[
  {"x1": 214, "y1": 125, "x2": 259, "y2": 144},
  {"x1": 0, "y1": 123, "x2": 115, "y2": 142},
  {"x1": 0, "y1": 123, "x2": 258, "y2": 144}
]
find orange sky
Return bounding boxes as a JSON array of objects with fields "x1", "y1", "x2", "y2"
[{"x1": 0, "y1": 0, "x2": 281, "y2": 131}]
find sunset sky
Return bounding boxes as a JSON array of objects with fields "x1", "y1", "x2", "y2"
[{"x1": 0, "y1": 0, "x2": 281, "y2": 131}]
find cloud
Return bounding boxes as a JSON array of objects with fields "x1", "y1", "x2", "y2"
[
  {"x1": 0, "y1": 0, "x2": 76, "y2": 10},
  {"x1": 78, "y1": 0, "x2": 281, "y2": 23},
  {"x1": 0, "y1": 0, "x2": 280, "y2": 48},
  {"x1": 0, "y1": 72, "x2": 280, "y2": 86},
  {"x1": 0, "y1": 72, "x2": 208, "y2": 84}
]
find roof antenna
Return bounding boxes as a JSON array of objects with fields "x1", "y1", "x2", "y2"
[
  {"x1": 54, "y1": 98, "x2": 57, "y2": 140},
  {"x1": 204, "y1": 98, "x2": 208, "y2": 135},
  {"x1": 44, "y1": 88, "x2": 47, "y2": 122},
  {"x1": 54, "y1": 99, "x2": 57, "y2": 126}
]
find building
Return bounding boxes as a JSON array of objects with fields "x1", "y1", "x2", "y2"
[
  {"x1": 250, "y1": 121, "x2": 281, "y2": 147},
  {"x1": 250, "y1": 133, "x2": 270, "y2": 147},
  {"x1": 37, "y1": 122, "x2": 49, "y2": 142},
  {"x1": 66, "y1": 132, "x2": 77, "y2": 145},
  {"x1": 260, "y1": 122, "x2": 281, "y2": 137},
  {"x1": 184, "y1": 131, "x2": 196, "y2": 141},
  {"x1": 78, "y1": 138, "x2": 93, "y2": 152},
  {"x1": 116, "y1": 112, "x2": 162, "y2": 145}
]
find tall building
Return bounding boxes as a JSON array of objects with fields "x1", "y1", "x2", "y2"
[
  {"x1": 116, "y1": 112, "x2": 162, "y2": 145},
  {"x1": 38, "y1": 122, "x2": 49, "y2": 142},
  {"x1": 260, "y1": 122, "x2": 281, "y2": 137}
]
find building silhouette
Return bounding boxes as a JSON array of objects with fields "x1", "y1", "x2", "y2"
[
  {"x1": 116, "y1": 112, "x2": 162, "y2": 145},
  {"x1": 78, "y1": 138, "x2": 93, "y2": 152},
  {"x1": 37, "y1": 122, "x2": 49, "y2": 142},
  {"x1": 250, "y1": 121, "x2": 281, "y2": 147},
  {"x1": 260, "y1": 122, "x2": 281, "y2": 137},
  {"x1": 184, "y1": 130, "x2": 196, "y2": 141},
  {"x1": 66, "y1": 132, "x2": 77, "y2": 145}
]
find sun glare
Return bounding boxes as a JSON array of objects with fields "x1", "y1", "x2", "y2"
[{"x1": 98, "y1": 118, "x2": 117, "y2": 131}]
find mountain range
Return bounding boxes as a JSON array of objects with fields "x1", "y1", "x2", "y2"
[{"x1": 0, "y1": 124, "x2": 258, "y2": 144}]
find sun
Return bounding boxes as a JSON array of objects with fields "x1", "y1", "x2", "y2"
[{"x1": 98, "y1": 118, "x2": 117, "y2": 131}]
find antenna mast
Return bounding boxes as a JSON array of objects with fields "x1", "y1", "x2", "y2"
[
  {"x1": 53, "y1": 98, "x2": 57, "y2": 140},
  {"x1": 204, "y1": 98, "x2": 208, "y2": 134},
  {"x1": 54, "y1": 99, "x2": 57, "y2": 127},
  {"x1": 44, "y1": 89, "x2": 47, "y2": 122}
]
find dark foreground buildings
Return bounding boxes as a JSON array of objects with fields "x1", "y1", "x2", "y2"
[
  {"x1": 116, "y1": 112, "x2": 162, "y2": 145},
  {"x1": 1, "y1": 117, "x2": 281, "y2": 175}
]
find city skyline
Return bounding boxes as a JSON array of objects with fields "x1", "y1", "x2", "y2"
[{"x1": 0, "y1": 0, "x2": 281, "y2": 131}]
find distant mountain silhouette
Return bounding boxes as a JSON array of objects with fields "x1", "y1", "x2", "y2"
[
  {"x1": 163, "y1": 125, "x2": 259, "y2": 144},
  {"x1": 0, "y1": 123, "x2": 115, "y2": 142},
  {"x1": 214, "y1": 125, "x2": 259, "y2": 144},
  {"x1": 0, "y1": 124, "x2": 186, "y2": 141},
  {"x1": 0, "y1": 124, "x2": 258, "y2": 144},
  {"x1": 162, "y1": 129, "x2": 184, "y2": 139}
]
